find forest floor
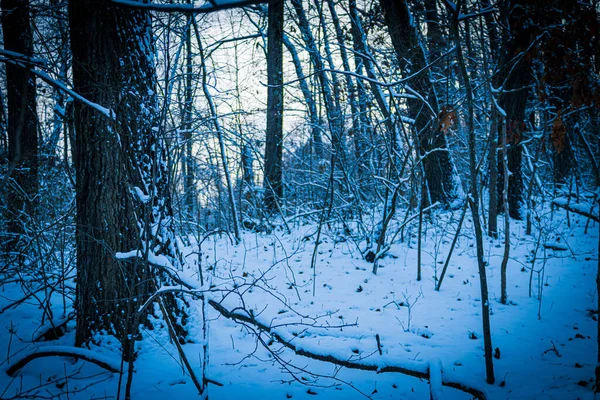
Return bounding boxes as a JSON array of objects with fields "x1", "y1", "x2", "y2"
[{"x1": 0, "y1": 202, "x2": 598, "y2": 399}]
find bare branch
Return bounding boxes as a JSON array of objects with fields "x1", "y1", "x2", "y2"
[
  {"x1": 6, "y1": 346, "x2": 121, "y2": 376},
  {"x1": 111, "y1": 0, "x2": 266, "y2": 14}
]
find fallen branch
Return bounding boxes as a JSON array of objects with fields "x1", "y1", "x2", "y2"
[
  {"x1": 132, "y1": 286, "x2": 487, "y2": 399},
  {"x1": 207, "y1": 299, "x2": 487, "y2": 400},
  {"x1": 158, "y1": 297, "x2": 204, "y2": 395},
  {"x1": 552, "y1": 198, "x2": 599, "y2": 222},
  {"x1": 6, "y1": 346, "x2": 120, "y2": 376},
  {"x1": 32, "y1": 315, "x2": 73, "y2": 342}
]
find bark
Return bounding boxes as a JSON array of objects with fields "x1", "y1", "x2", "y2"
[
  {"x1": 500, "y1": 117, "x2": 510, "y2": 304},
  {"x1": 597, "y1": 216, "x2": 600, "y2": 393},
  {"x1": 551, "y1": 113, "x2": 574, "y2": 185},
  {"x1": 1, "y1": 0, "x2": 39, "y2": 254},
  {"x1": 539, "y1": 1, "x2": 596, "y2": 185},
  {"x1": 70, "y1": 0, "x2": 182, "y2": 350},
  {"x1": 379, "y1": 0, "x2": 459, "y2": 206},
  {"x1": 264, "y1": 0, "x2": 285, "y2": 211}
]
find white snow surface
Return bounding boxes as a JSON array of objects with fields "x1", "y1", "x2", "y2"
[{"x1": 0, "y1": 206, "x2": 597, "y2": 399}]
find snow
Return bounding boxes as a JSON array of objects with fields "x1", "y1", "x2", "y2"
[
  {"x1": 111, "y1": 0, "x2": 267, "y2": 13},
  {"x1": 429, "y1": 358, "x2": 443, "y2": 400},
  {"x1": 0, "y1": 52, "x2": 115, "y2": 119},
  {"x1": 5, "y1": 345, "x2": 122, "y2": 375},
  {"x1": 553, "y1": 197, "x2": 599, "y2": 221},
  {"x1": 0, "y1": 205, "x2": 597, "y2": 399}
]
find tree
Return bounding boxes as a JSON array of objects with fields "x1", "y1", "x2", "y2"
[
  {"x1": 492, "y1": 0, "x2": 538, "y2": 220},
  {"x1": 69, "y1": 0, "x2": 182, "y2": 353},
  {"x1": 290, "y1": 0, "x2": 345, "y2": 162},
  {"x1": 448, "y1": 0, "x2": 495, "y2": 383},
  {"x1": 182, "y1": 15, "x2": 196, "y2": 220},
  {"x1": 379, "y1": 0, "x2": 460, "y2": 206},
  {"x1": 1, "y1": 0, "x2": 39, "y2": 255},
  {"x1": 263, "y1": 0, "x2": 284, "y2": 211}
]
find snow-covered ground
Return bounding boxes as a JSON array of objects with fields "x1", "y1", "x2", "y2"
[{"x1": 0, "y1": 204, "x2": 597, "y2": 399}]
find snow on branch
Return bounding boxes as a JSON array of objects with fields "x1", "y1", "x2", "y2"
[
  {"x1": 552, "y1": 198, "x2": 599, "y2": 222},
  {"x1": 0, "y1": 49, "x2": 47, "y2": 67},
  {"x1": 321, "y1": 46, "x2": 456, "y2": 89},
  {"x1": 0, "y1": 53, "x2": 115, "y2": 119},
  {"x1": 6, "y1": 346, "x2": 121, "y2": 376},
  {"x1": 113, "y1": 275, "x2": 486, "y2": 399},
  {"x1": 206, "y1": 298, "x2": 488, "y2": 400},
  {"x1": 111, "y1": 0, "x2": 266, "y2": 14}
]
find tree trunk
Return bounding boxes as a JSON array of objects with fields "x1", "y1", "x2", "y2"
[
  {"x1": 282, "y1": 34, "x2": 323, "y2": 156},
  {"x1": 290, "y1": 0, "x2": 344, "y2": 158},
  {"x1": 326, "y1": 0, "x2": 366, "y2": 183},
  {"x1": 70, "y1": 0, "x2": 182, "y2": 351},
  {"x1": 450, "y1": 1, "x2": 495, "y2": 384},
  {"x1": 264, "y1": 0, "x2": 285, "y2": 212},
  {"x1": 1, "y1": 0, "x2": 39, "y2": 254},
  {"x1": 494, "y1": 0, "x2": 538, "y2": 220},
  {"x1": 488, "y1": 108, "x2": 498, "y2": 237},
  {"x1": 423, "y1": 0, "x2": 445, "y2": 104},
  {"x1": 379, "y1": 0, "x2": 460, "y2": 206},
  {"x1": 183, "y1": 18, "x2": 195, "y2": 219},
  {"x1": 480, "y1": 0, "x2": 499, "y2": 64}
]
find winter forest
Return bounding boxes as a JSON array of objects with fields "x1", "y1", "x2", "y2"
[{"x1": 0, "y1": 0, "x2": 599, "y2": 398}]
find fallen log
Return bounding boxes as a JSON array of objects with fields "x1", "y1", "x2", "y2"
[{"x1": 552, "y1": 198, "x2": 599, "y2": 222}]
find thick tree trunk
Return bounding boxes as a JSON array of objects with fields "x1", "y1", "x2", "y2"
[
  {"x1": 379, "y1": 0, "x2": 460, "y2": 206},
  {"x1": 1, "y1": 0, "x2": 39, "y2": 254},
  {"x1": 597, "y1": 216, "x2": 600, "y2": 393},
  {"x1": 70, "y1": 0, "x2": 181, "y2": 351},
  {"x1": 264, "y1": 0, "x2": 284, "y2": 211}
]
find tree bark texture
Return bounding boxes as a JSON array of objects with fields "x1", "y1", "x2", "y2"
[{"x1": 70, "y1": 0, "x2": 181, "y2": 349}]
